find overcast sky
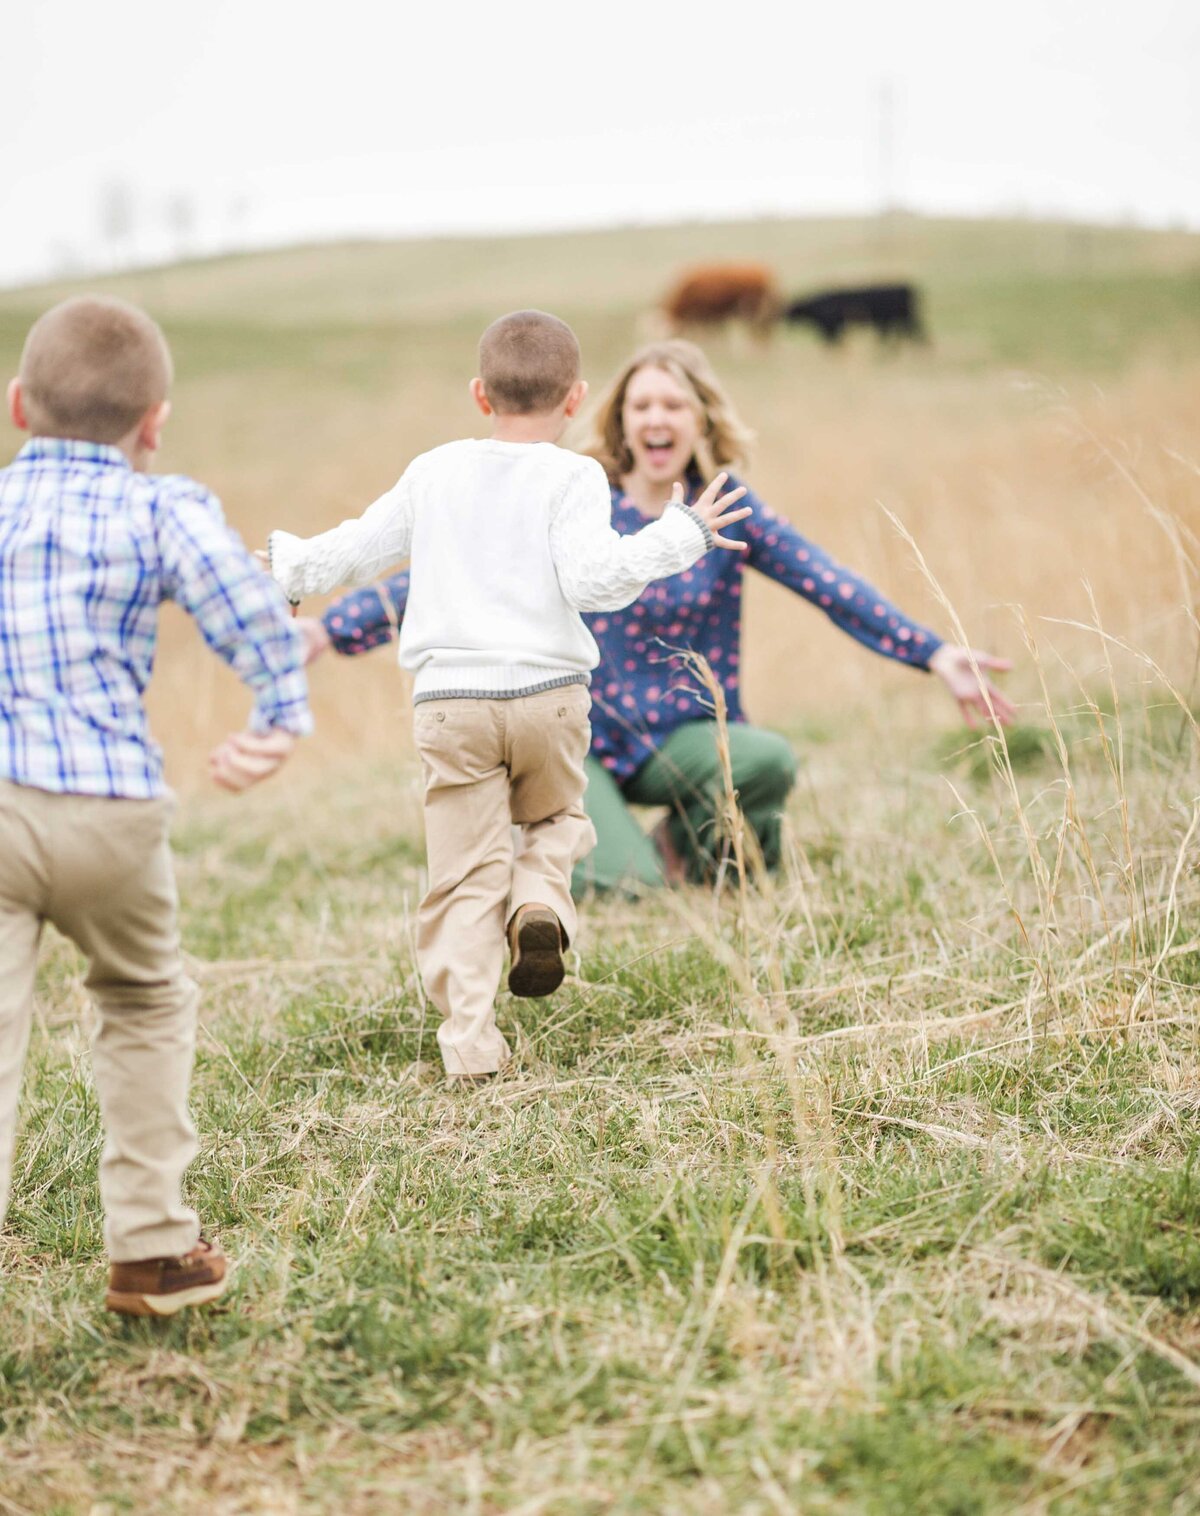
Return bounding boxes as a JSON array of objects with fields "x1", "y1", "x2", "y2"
[{"x1": 2, "y1": 0, "x2": 1196, "y2": 286}]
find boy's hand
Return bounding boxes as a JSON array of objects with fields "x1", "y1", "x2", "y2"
[
  {"x1": 678, "y1": 474, "x2": 751, "y2": 552},
  {"x1": 209, "y1": 728, "x2": 297, "y2": 792},
  {"x1": 928, "y1": 644, "x2": 1016, "y2": 728}
]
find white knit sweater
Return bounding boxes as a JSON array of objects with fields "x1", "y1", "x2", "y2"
[{"x1": 268, "y1": 439, "x2": 712, "y2": 701}]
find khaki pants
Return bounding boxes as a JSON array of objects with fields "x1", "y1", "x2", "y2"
[
  {"x1": 414, "y1": 686, "x2": 597, "y2": 1075},
  {"x1": 0, "y1": 781, "x2": 200, "y2": 1262}
]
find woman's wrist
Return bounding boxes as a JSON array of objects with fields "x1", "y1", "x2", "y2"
[
  {"x1": 927, "y1": 642, "x2": 952, "y2": 675},
  {"x1": 319, "y1": 587, "x2": 400, "y2": 657}
]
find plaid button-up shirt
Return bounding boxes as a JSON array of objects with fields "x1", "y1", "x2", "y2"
[{"x1": 0, "y1": 438, "x2": 312, "y2": 798}]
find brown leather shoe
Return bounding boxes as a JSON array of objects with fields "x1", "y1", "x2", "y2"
[
  {"x1": 105, "y1": 1237, "x2": 229, "y2": 1317},
  {"x1": 507, "y1": 904, "x2": 565, "y2": 998}
]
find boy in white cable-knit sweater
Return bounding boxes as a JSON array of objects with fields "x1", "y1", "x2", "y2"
[{"x1": 268, "y1": 311, "x2": 749, "y2": 1079}]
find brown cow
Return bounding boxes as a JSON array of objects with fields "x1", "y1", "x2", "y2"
[{"x1": 661, "y1": 263, "x2": 781, "y2": 335}]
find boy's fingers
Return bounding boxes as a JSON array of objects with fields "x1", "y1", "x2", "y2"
[
  {"x1": 210, "y1": 754, "x2": 256, "y2": 791},
  {"x1": 711, "y1": 533, "x2": 751, "y2": 552},
  {"x1": 230, "y1": 738, "x2": 290, "y2": 760},
  {"x1": 210, "y1": 728, "x2": 295, "y2": 791},
  {"x1": 212, "y1": 765, "x2": 258, "y2": 793},
  {"x1": 212, "y1": 748, "x2": 275, "y2": 780},
  {"x1": 227, "y1": 729, "x2": 296, "y2": 757},
  {"x1": 711, "y1": 505, "x2": 753, "y2": 527},
  {"x1": 713, "y1": 485, "x2": 747, "y2": 509},
  {"x1": 229, "y1": 751, "x2": 279, "y2": 775},
  {"x1": 695, "y1": 471, "x2": 729, "y2": 507},
  {"x1": 694, "y1": 488, "x2": 747, "y2": 524},
  {"x1": 212, "y1": 753, "x2": 283, "y2": 791}
]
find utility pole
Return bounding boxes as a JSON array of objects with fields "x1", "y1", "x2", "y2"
[
  {"x1": 876, "y1": 77, "x2": 897, "y2": 252},
  {"x1": 877, "y1": 78, "x2": 896, "y2": 213}
]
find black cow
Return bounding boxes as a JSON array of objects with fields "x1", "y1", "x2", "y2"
[{"x1": 784, "y1": 283, "x2": 926, "y2": 345}]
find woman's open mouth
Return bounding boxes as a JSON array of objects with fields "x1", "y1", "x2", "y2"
[{"x1": 642, "y1": 438, "x2": 677, "y2": 464}]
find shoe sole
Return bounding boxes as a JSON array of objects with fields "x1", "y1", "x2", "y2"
[
  {"x1": 507, "y1": 915, "x2": 565, "y2": 998},
  {"x1": 105, "y1": 1275, "x2": 228, "y2": 1317}
]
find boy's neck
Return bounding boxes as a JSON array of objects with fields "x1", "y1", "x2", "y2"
[
  {"x1": 31, "y1": 431, "x2": 148, "y2": 468},
  {"x1": 489, "y1": 412, "x2": 563, "y2": 445}
]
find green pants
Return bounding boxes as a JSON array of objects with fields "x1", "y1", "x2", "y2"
[{"x1": 572, "y1": 721, "x2": 798, "y2": 894}]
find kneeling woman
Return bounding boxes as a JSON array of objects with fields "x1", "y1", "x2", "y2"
[{"x1": 298, "y1": 341, "x2": 1012, "y2": 889}]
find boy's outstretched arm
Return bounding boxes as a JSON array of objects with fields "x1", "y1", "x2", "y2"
[
  {"x1": 159, "y1": 483, "x2": 313, "y2": 787},
  {"x1": 551, "y1": 461, "x2": 749, "y2": 613},
  {"x1": 267, "y1": 473, "x2": 416, "y2": 605}
]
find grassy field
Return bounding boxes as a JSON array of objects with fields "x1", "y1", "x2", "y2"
[{"x1": 1, "y1": 216, "x2": 1199, "y2": 1512}]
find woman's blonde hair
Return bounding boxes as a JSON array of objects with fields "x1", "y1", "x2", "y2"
[{"x1": 582, "y1": 340, "x2": 755, "y2": 483}]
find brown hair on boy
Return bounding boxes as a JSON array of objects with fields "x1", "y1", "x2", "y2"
[
  {"x1": 15, "y1": 295, "x2": 173, "y2": 444},
  {"x1": 477, "y1": 309, "x2": 581, "y2": 415}
]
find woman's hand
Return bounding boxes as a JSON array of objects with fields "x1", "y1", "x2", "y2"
[
  {"x1": 929, "y1": 644, "x2": 1016, "y2": 728},
  {"x1": 678, "y1": 474, "x2": 751, "y2": 552},
  {"x1": 295, "y1": 616, "x2": 332, "y2": 665}
]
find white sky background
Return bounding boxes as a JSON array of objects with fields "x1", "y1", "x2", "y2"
[{"x1": 1, "y1": 0, "x2": 1197, "y2": 286}]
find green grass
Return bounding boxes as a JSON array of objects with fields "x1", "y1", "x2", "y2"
[{"x1": 3, "y1": 679, "x2": 1199, "y2": 1513}]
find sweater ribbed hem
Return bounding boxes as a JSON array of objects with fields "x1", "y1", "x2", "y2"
[
  {"x1": 413, "y1": 672, "x2": 590, "y2": 704},
  {"x1": 667, "y1": 498, "x2": 713, "y2": 551},
  {"x1": 267, "y1": 530, "x2": 303, "y2": 605}
]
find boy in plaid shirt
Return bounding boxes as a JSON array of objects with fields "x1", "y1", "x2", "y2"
[{"x1": 0, "y1": 296, "x2": 311, "y2": 1314}]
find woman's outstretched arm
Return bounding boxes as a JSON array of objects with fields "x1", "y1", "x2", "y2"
[
  {"x1": 291, "y1": 572, "x2": 409, "y2": 664},
  {"x1": 739, "y1": 486, "x2": 1015, "y2": 723},
  {"x1": 739, "y1": 487, "x2": 941, "y2": 667}
]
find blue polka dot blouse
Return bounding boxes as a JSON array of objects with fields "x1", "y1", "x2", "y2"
[{"x1": 319, "y1": 476, "x2": 942, "y2": 783}]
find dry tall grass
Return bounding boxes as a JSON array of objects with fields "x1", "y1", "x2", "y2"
[
  {"x1": 0, "y1": 217, "x2": 1195, "y2": 790},
  {"x1": 142, "y1": 352, "x2": 1200, "y2": 793}
]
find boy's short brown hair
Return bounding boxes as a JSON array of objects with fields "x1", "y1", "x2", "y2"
[
  {"x1": 478, "y1": 310, "x2": 580, "y2": 415},
  {"x1": 18, "y1": 295, "x2": 172, "y2": 444}
]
